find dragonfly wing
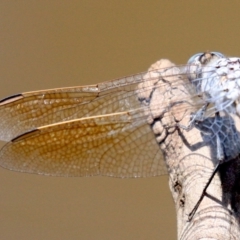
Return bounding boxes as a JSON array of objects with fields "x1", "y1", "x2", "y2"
[
  {"x1": 0, "y1": 63, "x2": 202, "y2": 142},
  {"x1": 0, "y1": 111, "x2": 167, "y2": 177},
  {"x1": 0, "y1": 73, "x2": 150, "y2": 141}
]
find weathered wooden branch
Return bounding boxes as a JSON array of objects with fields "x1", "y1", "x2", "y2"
[{"x1": 139, "y1": 59, "x2": 240, "y2": 239}]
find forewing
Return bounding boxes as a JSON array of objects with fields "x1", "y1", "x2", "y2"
[
  {"x1": 0, "y1": 73, "x2": 145, "y2": 141},
  {"x1": 0, "y1": 63, "x2": 203, "y2": 142},
  {"x1": 0, "y1": 111, "x2": 166, "y2": 177}
]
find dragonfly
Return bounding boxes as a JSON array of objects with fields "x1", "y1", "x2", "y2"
[
  {"x1": 1, "y1": 51, "x2": 240, "y2": 221},
  {"x1": 0, "y1": 51, "x2": 239, "y2": 179}
]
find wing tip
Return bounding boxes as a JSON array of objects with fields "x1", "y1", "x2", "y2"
[
  {"x1": 11, "y1": 128, "x2": 39, "y2": 142},
  {"x1": 0, "y1": 93, "x2": 23, "y2": 106}
]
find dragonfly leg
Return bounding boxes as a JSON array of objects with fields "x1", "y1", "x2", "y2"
[
  {"x1": 188, "y1": 161, "x2": 222, "y2": 221},
  {"x1": 177, "y1": 103, "x2": 209, "y2": 131},
  {"x1": 188, "y1": 120, "x2": 224, "y2": 221}
]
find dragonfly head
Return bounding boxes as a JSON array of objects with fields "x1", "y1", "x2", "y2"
[{"x1": 187, "y1": 51, "x2": 225, "y2": 66}]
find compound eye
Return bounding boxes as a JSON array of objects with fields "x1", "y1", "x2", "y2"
[
  {"x1": 187, "y1": 52, "x2": 225, "y2": 65},
  {"x1": 211, "y1": 52, "x2": 225, "y2": 59},
  {"x1": 187, "y1": 53, "x2": 204, "y2": 64}
]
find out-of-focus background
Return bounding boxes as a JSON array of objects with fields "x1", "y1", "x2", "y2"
[{"x1": 1, "y1": 1, "x2": 240, "y2": 239}]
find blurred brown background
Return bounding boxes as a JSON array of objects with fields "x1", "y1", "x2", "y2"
[{"x1": 1, "y1": 1, "x2": 240, "y2": 239}]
